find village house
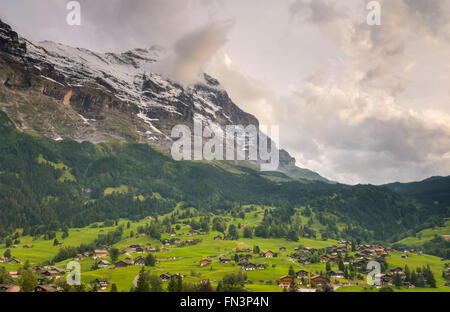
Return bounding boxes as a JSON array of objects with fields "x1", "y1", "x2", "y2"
[
  {"x1": 114, "y1": 259, "x2": 133, "y2": 269},
  {"x1": 279, "y1": 247, "x2": 286, "y2": 251},
  {"x1": 134, "y1": 256, "x2": 146, "y2": 266},
  {"x1": 320, "y1": 255, "x2": 329, "y2": 263},
  {"x1": 330, "y1": 270, "x2": 344, "y2": 279},
  {"x1": 160, "y1": 273, "x2": 171, "y2": 282},
  {"x1": 256, "y1": 264, "x2": 266, "y2": 270},
  {"x1": 214, "y1": 235, "x2": 223, "y2": 241},
  {"x1": 95, "y1": 278, "x2": 109, "y2": 290},
  {"x1": 219, "y1": 255, "x2": 231, "y2": 263},
  {"x1": 34, "y1": 285, "x2": 63, "y2": 292},
  {"x1": 8, "y1": 271, "x2": 18, "y2": 279},
  {"x1": 311, "y1": 275, "x2": 329, "y2": 287},
  {"x1": 98, "y1": 260, "x2": 111, "y2": 268},
  {"x1": 0, "y1": 257, "x2": 8, "y2": 263},
  {"x1": 390, "y1": 267, "x2": 403, "y2": 274},
  {"x1": 7, "y1": 258, "x2": 21, "y2": 264},
  {"x1": 200, "y1": 259, "x2": 211, "y2": 267},
  {"x1": 42, "y1": 270, "x2": 61, "y2": 279},
  {"x1": 0, "y1": 284, "x2": 21, "y2": 292},
  {"x1": 296, "y1": 270, "x2": 309, "y2": 279},
  {"x1": 263, "y1": 250, "x2": 274, "y2": 258},
  {"x1": 279, "y1": 275, "x2": 293, "y2": 289},
  {"x1": 243, "y1": 263, "x2": 257, "y2": 271},
  {"x1": 161, "y1": 247, "x2": 169, "y2": 252},
  {"x1": 93, "y1": 250, "x2": 108, "y2": 259}
]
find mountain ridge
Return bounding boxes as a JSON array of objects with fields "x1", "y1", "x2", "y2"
[{"x1": 0, "y1": 18, "x2": 329, "y2": 183}]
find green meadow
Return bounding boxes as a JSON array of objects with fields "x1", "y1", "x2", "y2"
[{"x1": 1, "y1": 205, "x2": 449, "y2": 292}]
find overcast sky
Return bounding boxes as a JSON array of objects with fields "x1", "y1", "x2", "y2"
[{"x1": 1, "y1": 0, "x2": 449, "y2": 185}]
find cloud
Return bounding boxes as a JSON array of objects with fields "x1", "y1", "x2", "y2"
[{"x1": 154, "y1": 21, "x2": 234, "y2": 85}]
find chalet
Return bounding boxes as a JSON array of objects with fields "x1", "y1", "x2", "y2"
[
  {"x1": 263, "y1": 250, "x2": 274, "y2": 258},
  {"x1": 8, "y1": 271, "x2": 18, "y2": 279},
  {"x1": 320, "y1": 255, "x2": 329, "y2": 263},
  {"x1": 239, "y1": 258, "x2": 249, "y2": 266},
  {"x1": 390, "y1": 267, "x2": 403, "y2": 274},
  {"x1": 42, "y1": 270, "x2": 60, "y2": 279},
  {"x1": 114, "y1": 259, "x2": 133, "y2": 268},
  {"x1": 35, "y1": 285, "x2": 63, "y2": 292},
  {"x1": 311, "y1": 275, "x2": 329, "y2": 287},
  {"x1": 279, "y1": 247, "x2": 287, "y2": 251},
  {"x1": 95, "y1": 278, "x2": 109, "y2": 290},
  {"x1": 352, "y1": 260, "x2": 366, "y2": 268},
  {"x1": 189, "y1": 230, "x2": 198, "y2": 236},
  {"x1": 224, "y1": 235, "x2": 232, "y2": 240},
  {"x1": 243, "y1": 263, "x2": 257, "y2": 271},
  {"x1": 256, "y1": 264, "x2": 266, "y2": 270},
  {"x1": 93, "y1": 250, "x2": 108, "y2": 259},
  {"x1": 200, "y1": 259, "x2": 211, "y2": 267},
  {"x1": 298, "y1": 257, "x2": 311, "y2": 265},
  {"x1": 214, "y1": 235, "x2": 223, "y2": 241},
  {"x1": 7, "y1": 258, "x2": 21, "y2": 264},
  {"x1": 98, "y1": 260, "x2": 111, "y2": 268},
  {"x1": 134, "y1": 256, "x2": 146, "y2": 266},
  {"x1": 74, "y1": 254, "x2": 85, "y2": 261},
  {"x1": 401, "y1": 254, "x2": 408, "y2": 259},
  {"x1": 219, "y1": 255, "x2": 231, "y2": 263},
  {"x1": 0, "y1": 284, "x2": 21, "y2": 292},
  {"x1": 161, "y1": 247, "x2": 169, "y2": 252},
  {"x1": 330, "y1": 270, "x2": 344, "y2": 279},
  {"x1": 329, "y1": 256, "x2": 340, "y2": 263},
  {"x1": 0, "y1": 257, "x2": 8, "y2": 263},
  {"x1": 241, "y1": 248, "x2": 253, "y2": 253},
  {"x1": 135, "y1": 246, "x2": 146, "y2": 253},
  {"x1": 160, "y1": 273, "x2": 171, "y2": 282},
  {"x1": 279, "y1": 275, "x2": 293, "y2": 289},
  {"x1": 296, "y1": 270, "x2": 309, "y2": 278}
]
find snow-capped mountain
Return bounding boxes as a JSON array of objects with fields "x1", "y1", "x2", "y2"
[{"x1": 0, "y1": 18, "x2": 328, "y2": 182}]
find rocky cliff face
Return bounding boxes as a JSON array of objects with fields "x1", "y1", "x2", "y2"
[{"x1": 0, "y1": 18, "x2": 328, "y2": 181}]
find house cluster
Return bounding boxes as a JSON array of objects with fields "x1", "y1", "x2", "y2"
[
  {"x1": 213, "y1": 234, "x2": 233, "y2": 241},
  {"x1": 0, "y1": 257, "x2": 22, "y2": 264},
  {"x1": 289, "y1": 243, "x2": 391, "y2": 269},
  {"x1": 114, "y1": 256, "x2": 146, "y2": 268},
  {"x1": 159, "y1": 273, "x2": 184, "y2": 282},
  {"x1": 237, "y1": 255, "x2": 267, "y2": 271},
  {"x1": 278, "y1": 272, "x2": 329, "y2": 291}
]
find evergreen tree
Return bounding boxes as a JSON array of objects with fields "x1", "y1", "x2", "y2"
[
  {"x1": 18, "y1": 268, "x2": 38, "y2": 292},
  {"x1": 136, "y1": 267, "x2": 150, "y2": 292}
]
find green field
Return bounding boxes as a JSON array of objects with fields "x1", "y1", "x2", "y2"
[{"x1": 1, "y1": 205, "x2": 449, "y2": 292}]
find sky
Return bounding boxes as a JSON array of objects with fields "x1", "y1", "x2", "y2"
[{"x1": 1, "y1": 0, "x2": 449, "y2": 185}]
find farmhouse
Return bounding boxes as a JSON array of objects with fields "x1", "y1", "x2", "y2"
[
  {"x1": 95, "y1": 278, "x2": 109, "y2": 290},
  {"x1": 296, "y1": 270, "x2": 309, "y2": 278},
  {"x1": 115, "y1": 259, "x2": 133, "y2": 268},
  {"x1": 219, "y1": 255, "x2": 231, "y2": 263},
  {"x1": 134, "y1": 256, "x2": 146, "y2": 265},
  {"x1": 98, "y1": 260, "x2": 111, "y2": 268},
  {"x1": 243, "y1": 263, "x2": 256, "y2": 271},
  {"x1": 320, "y1": 255, "x2": 329, "y2": 263},
  {"x1": 311, "y1": 275, "x2": 329, "y2": 287},
  {"x1": 390, "y1": 267, "x2": 403, "y2": 274},
  {"x1": 279, "y1": 247, "x2": 286, "y2": 251},
  {"x1": 8, "y1": 271, "x2": 18, "y2": 279},
  {"x1": 160, "y1": 273, "x2": 171, "y2": 282},
  {"x1": 200, "y1": 259, "x2": 211, "y2": 267},
  {"x1": 34, "y1": 285, "x2": 63, "y2": 292},
  {"x1": 279, "y1": 275, "x2": 293, "y2": 289},
  {"x1": 330, "y1": 270, "x2": 344, "y2": 279},
  {"x1": 263, "y1": 250, "x2": 274, "y2": 258},
  {"x1": 93, "y1": 250, "x2": 108, "y2": 259},
  {"x1": 0, "y1": 284, "x2": 21, "y2": 292},
  {"x1": 7, "y1": 258, "x2": 21, "y2": 264}
]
